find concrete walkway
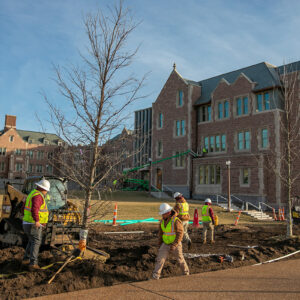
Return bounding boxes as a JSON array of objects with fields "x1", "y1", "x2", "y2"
[{"x1": 31, "y1": 259, "x2": 300, "y2": 300}]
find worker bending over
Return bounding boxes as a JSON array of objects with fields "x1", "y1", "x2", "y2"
[
  {"x1": 152, "y1": 203, "x2": 189, "y2": 280},
  {"x1": 172, "y1": 192, "x2": 192, "y2": 250},
  {"x1": 22, "y1": 179, "x2": 50, "y2": 270},
  {"x1": 201, "y1": 198, "x2": 215, "y2": 244}
]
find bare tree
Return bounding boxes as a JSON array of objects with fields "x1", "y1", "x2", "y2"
[
  {"x1": 44, "y1": 1, "x2": 147, "y2": 230},
  {"x1": 268, "y1": 63, "x2": 300, "y2": 237}
]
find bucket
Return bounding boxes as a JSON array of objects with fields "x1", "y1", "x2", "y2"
[{"x1": 215, "y1": 215, "x2": 219, "y2": 226}]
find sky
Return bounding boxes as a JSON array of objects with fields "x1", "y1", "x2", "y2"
[{"x1": 1, "y1": 0, "x2": 300, "y2": 134}]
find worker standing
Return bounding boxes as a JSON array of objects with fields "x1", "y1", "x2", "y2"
[
  {"x1": 201, "y1": 198, "x2": 215, "y2": 244},
  {"x1": 22, "y1": 179, "x2": 50, "y2": 270},
  {"x1": 172, "y1": 192, "x2": 192, "y2": 250},
  {"x1": 152, "y1": 203, "x2": 189, "y2": 280}
]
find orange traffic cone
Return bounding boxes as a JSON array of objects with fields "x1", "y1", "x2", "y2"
[
  {"x1": 192, "y1": 208, "x2": 200, "y2": 228},
  {"x1": 272, "y1": 208, "x2": 277, "y2": 221},
  {"x1": 112, "y1": 203, "x2": 118, "y2": 226},
  {"x1": 281, "y1": 207, "x2": 285, "y2": 221},
  {"x1": 278, "y1": 208, "x2": 282, "y2": 221},
  {"x1": 234, "y1": 211, "x2": 242, "y2": 226}
]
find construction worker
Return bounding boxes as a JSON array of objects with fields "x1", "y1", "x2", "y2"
[
  {"x1": 22, "y1": 179, "x2": 50, "y2": 270},
  {"x1": 152, "y1": 203, "x2": 189, "y2": 280},
  {"x1": 201, "y1": 198, "x2": 215, "y2": 244},
  {"x1": 172, "y1": 192, "x2": 192, "y2": 250}
]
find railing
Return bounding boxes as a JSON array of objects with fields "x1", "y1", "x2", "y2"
[
  {"x1": 231, "y1": 195, "x2": 245, "y2": 210},
  {"x1": 259, "y1": 202, "x2": 274, "y2": 212},
  {"x1": 216, "y1": 194, "x2": 228, "y2": 204},
  {"x1": 244, "y1": 201, "x2": 260, "y2": 211}
]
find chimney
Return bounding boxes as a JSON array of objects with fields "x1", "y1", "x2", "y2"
[{"x1": 4, "y1": 115, "x2": 16, "y2": 132}]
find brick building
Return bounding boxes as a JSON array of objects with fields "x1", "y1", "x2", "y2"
[
  {"x1": 149, "y1": 61, "x2": 300, "y2": 207},
  {"x1": 0, "y1": 115, "x2": 63, "y2": 180}
]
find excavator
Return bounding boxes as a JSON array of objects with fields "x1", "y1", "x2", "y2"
[{"x1": 0, "y1": 176, "x2": 109, "y2": 260}]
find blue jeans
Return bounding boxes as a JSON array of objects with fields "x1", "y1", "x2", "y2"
[{"x1": 23, "y1": 224, "x2": 43, "y2": 265}]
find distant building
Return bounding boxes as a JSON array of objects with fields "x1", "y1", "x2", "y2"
[
  {"x1": 134, "y1": 107, "x2": 152, "y2": 167},
  {"x1": 0, "y1": 115, "x2": 63, "y2": 180},
  {"x1": 147, "y1": 61, "x2": 300, "y2": 207}
]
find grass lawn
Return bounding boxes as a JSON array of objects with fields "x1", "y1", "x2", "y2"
[{"x1": 0, "y1": 190, "x2": 273, "y2": 225}]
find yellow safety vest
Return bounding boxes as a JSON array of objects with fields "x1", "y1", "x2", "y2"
[
  {"x1": 161, "y1": 216, "x2": 179, "y2": 244},
  {"x1": 202, "y1": 205, "x2": 211, "y2": 222},
  {"x1": 23, "y1": 189, "x2": 49, "y2": 224},
  {"x1": 178, "y1": 201, "x2": 189, "y2": 216}
]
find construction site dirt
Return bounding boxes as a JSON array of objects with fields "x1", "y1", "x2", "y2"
[{"x1": 1, "y1": 222, "x2": 300, "y2": 300}]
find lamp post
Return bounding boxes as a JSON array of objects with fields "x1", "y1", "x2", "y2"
[
  {"x1": 148, "y1": 158, "x2": 152, "y2": 195},
  {"x1": 226, "y1": 160, "x2": 231, "y2": 212}
]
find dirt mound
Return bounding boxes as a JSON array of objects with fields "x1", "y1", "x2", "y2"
[{"x1": 1, "y1": 223, "x2": 300, "y2": 299}]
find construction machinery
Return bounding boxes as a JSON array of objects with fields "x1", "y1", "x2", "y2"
[
  {"x1": 0, "y1": 176, "x2": 82, "y2": 248},
  {"x1": 292, "y1": 197, "x2": 300, "y2": 224}
]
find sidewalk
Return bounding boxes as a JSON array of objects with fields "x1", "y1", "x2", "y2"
[{"x1": 31, "y1": 258, "x2": 300, "y2": 300}]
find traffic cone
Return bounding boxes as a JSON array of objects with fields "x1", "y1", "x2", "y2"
[
  {"x1": 278, "y1": 208, "x2": 282, "y2": 221},
  {"x1": 281, "y1": 207, "x2": 285, "y2": 221},
  {"x1": 234, "y1": 210, "x2": 242, "y2": 226},
  {"x1": 112, "y1": 203, "x2": 118, "y2": 226},
  {"x1": 192, "y1": 208, "x2": 200, "y2": 228},
  {"x1": 272, "y1": 208, "x2": 277, "y2": 221}
]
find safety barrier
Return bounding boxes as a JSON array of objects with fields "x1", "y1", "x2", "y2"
[
  {"x1": 234, "y1": 211, "x2": 242, "y2": 226},
  {"x1": 112, "y1": 203, "x2": 118, "y2": 226}
]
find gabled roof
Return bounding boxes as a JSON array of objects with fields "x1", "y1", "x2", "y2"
[
  {"x1": 16, "y1": 129, "x2": 63, "y2": 145},
  {"x1": 276, "y1": 61, "x2": 300, "y2": 75},
  {"x1": 194, "y1": 62, "x2": 282, "y2": 106}
]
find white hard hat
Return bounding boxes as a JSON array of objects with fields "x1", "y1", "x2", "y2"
[
  {"x1": 35, "y1": 179, "x2": 50, "y2": 192},
  {"x1": 173, "y1": 192, "x2": 182, "y2": 199},
  {"x1": 205, "y1": 198, "x2": 212, "y2": 204},
  {"x1": 159, "y1": 203, "x2": 172, "y2": 215}
]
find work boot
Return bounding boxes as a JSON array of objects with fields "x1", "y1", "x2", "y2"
[
  {"x1": 29, "y1": 264, "x2": 40, "y2": 271},
  {"x1": 22, "y1": 259, "x2": 30, "y2": 265},
  {"x1": 188, "y1": 240, "x2": 192, "y2": 250},
  {"x1": 210, "y1": 240, "x2": 215, "y2": 244},
  {"x1": 202, "y1": 240, "x2": 206, "y2": 244}
]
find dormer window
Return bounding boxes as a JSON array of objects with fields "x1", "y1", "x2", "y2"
[{"x1": 9, "y1": 135, "x2": 14, "y2": 142}]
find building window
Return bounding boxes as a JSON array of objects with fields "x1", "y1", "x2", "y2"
[
  {"x1": 198, "y1": 165, "x2": 221, "y2": 184},
  {"x1": 177, "y1": 90, "x2": 183, "y2": 107},
  {"x1": 158, "y1": 113, "x2": 163, "y2": 128},
  {"x1": 241, "y1": 168, "x2": 250, "y2": 185},
  {"x1": 175, "y1": 151, "x2": 185, "y2": 168},
  {"x1": 236, "y1": 96, "x2": 249, "y2": 116},
  {"x1": 46, "y1": 165, "x2": 53, "y2": 174},
  {"x1": 175, "y1": 120, "x2": 185, "y2": 136},
  {"x1": 157, "y1": 141, "x2": 163, "y2": 157},
  {"x1": 198, "y1": 105, "x2": 211, "y2": 123},
  {"x1": 217, "y1": 100, "x2": 229, "y2": 120},
  {"x1": 28, "y1": 164, "x2": 33, "y2": 173},
  {"x1": 0, "y1": 162, "x2": 5, "y2": 171},
  {"x1": 9, "y1": 135, "x2": 14, "y2": 142},
  {"x1": 16, "y1": 163, "x2": 23, "y2": 171},
  {"x1": 48, "y1": 152, "x2": 53, "y2": 159},
  {"x1": 37, "y1": 151, "x2": 44, "y2": 160},
  {"x1": 256, "y1": 92, "x2": 270, "y2": 112},
  {"x1": 238, "y1": 131, "x2": 250, "y2": 150},
  {"x1": 261, "y1": 129, "x2": 269, "y2": 148},
  {"x1": 36, "y1": 165, "x2": 43, "y2": 173},
  {"x1": 26, "y1": 150, "x2": 34, "y2": 158},
  {"x1": 203, "y1": 134, "x2": 226, "y2": 153},
  {"x1": 221, "y1": 135, "x2": 226, "y2": 151},
  {"x1": 0, "y1": 148, "x2": 6, "y2": 156},
  {"x1": 15, "y1": 149, "x2": 22, "y2": 155}
]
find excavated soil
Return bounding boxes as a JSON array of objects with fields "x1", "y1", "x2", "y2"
[{"x1": 1, "y1": 222, "x2": 300, "y2": 299}]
